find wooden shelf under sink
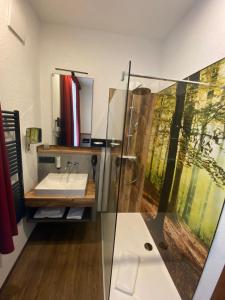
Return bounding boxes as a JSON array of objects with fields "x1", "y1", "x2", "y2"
[
  {"x1": 25, "y1": 181, "x2": 96, "y2": 208},
  {"x1": 27, "y1": 207, "x2": 93, "y2": 223}
]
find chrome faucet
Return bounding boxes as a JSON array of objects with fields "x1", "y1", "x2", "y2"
[{"x1": 65, "y1": 161, "x2": 79, "y2": 180}]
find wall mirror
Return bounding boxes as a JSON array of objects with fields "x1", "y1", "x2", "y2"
[{"x1": 52, "y1": 73, "x2": 94, "y2": 147}]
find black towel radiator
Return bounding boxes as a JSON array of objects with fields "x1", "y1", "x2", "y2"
[{"x1": 2, "y1": 110, "x2": 25, "y2": 223}]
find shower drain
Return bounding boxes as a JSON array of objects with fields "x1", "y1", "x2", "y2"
[{"x1": 144, "y1": 242, "x2": 153, "y2": 251}]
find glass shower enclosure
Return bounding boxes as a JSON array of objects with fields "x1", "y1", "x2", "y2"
[{"x1": 101, "y1": 59, "x2": 225, "y2": 300}]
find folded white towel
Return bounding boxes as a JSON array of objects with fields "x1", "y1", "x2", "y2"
[
  {"x1": 66, "y1": 208, "x2": 85, "y2": 219},
  {"x1": 34, "y1": 207, "x2": 66, "y2": 218},
  {"x1": 115, "y1": 251, "x2": 140, "y2": 296}
]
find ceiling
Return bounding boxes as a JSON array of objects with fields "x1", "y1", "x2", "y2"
[{"x1": 29, "y1": 0, "x2": 197, "y2": 39}]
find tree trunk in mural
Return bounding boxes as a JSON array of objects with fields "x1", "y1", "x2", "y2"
[
  {"x1": 182, "y1": 120, "x2": 207, "y2": 223},
  {"x1": 148, "y1": 99, "x2": 163, "y2": 180},
  {"x1": 169, "y1": 73, "x2": 200, "y2": 213},
  {"x1": 196, "y1": 135, "x2": 224, "y2": 236},
  {"x1": 156, "y1": 131, "x2": 165, "y2": 177},
  {"x1": 182, "y1": 165, "x2": 200, "y2": 223},
  {"x1": 156, "y1": 82, "x2": 187, "y2": 230},
  {"x1": 196, "y1": 180, "x2": 212, "y2": 236}
]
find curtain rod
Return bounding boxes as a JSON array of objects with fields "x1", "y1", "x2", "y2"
[{"x1": 55, "y1": 68, "x2": 88, "y2": 75}]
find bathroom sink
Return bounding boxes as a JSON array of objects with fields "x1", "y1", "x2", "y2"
[{"x1": 34, "y1": 173, "x2": 88, "y2": 197}]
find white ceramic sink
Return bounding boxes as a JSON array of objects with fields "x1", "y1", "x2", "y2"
[{"x1": 34, "y1": 173, "x2": 88, "y2": 196}]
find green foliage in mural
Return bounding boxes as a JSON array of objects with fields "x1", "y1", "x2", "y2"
[{"x1": 145, "y1": 59, "x2": 225, "y2": 247}]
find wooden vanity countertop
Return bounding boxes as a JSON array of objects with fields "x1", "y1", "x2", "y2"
[
  {"x1": 37, "y1": 145, "x2": 102, "y2": 155},
  {"x1": 25, "y1": 181, "x2": 96, "y2": 208}
]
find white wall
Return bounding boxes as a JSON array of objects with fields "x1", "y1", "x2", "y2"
[
  {"x1": 0, "y1": 0, "x2": 40, "y2": 287},
  {"x1": 39, "y1": 24, "x2": 161, "y2": 142},
  {"x1": 161, "y1": 0, "x2": 225, "y2": 298},
  {"x1": 161, "y1": 0, "x2": 225, "y2": 79}
]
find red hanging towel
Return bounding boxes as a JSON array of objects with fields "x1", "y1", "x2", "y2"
[
  {"x1": 60, "y1": 75, "x2": 74, "y2": 147},
  {"x1": 0, "y1": 106, "x2": 18, "y2": 254}
]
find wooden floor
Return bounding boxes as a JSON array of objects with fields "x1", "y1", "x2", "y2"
[{"x1": 0, "y1": 217, "x2": 104, "y2": 300}]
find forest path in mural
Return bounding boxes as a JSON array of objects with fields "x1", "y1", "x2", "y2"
[{"x1": 142, "y1": 195, "x2": 207, "y2": 300}]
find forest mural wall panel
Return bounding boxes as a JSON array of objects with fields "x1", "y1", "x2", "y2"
[{"x1": 142, "y1": 58, "x2": 225, "y2": 300}]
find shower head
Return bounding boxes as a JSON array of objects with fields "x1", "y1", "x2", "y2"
[{"x1": 132, "y1": 87, "x2": 151, "y2": 96}]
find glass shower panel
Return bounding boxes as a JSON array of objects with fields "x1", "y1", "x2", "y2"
[{"x1": 101, "y1": 62, "x2": 131, "y2": 300}]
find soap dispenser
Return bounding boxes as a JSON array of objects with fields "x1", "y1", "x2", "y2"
[{"x1": 55, "y1": 156, "x2": 61, "y2": 169}]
